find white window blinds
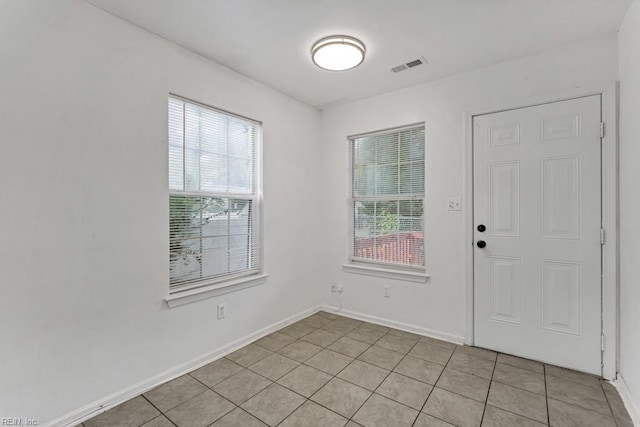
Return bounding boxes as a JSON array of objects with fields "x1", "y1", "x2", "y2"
[
  {"x1": 349, "y1": 124, "x2": 425, "y2": 269},
  {"x1": 168, "y1": 96, "x2": 261, "y2": 291}
]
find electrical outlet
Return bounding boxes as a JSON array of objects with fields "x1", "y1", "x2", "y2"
[
  {"x1": 447, "y1": 198, "x2": 462, "y2": 211},
  {"x1": 331, "y1": 282, "x2": 338, "y2": 292},
  {"x1": 217, "y1": 303, "x2": 226, "y2": 319},
  {"x1": 384, "y1": 285, "x2": 391, "y2": 298}
]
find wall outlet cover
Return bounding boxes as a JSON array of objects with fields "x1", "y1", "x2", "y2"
[{"x1": 217, "y1": 303, "x2": 226, "y2": 319}]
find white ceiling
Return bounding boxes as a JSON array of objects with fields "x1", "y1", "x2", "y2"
[{"x1": 86, "y1": 0, "x2": 631, "y2": 109}]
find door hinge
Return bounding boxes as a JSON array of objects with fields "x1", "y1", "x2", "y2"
[
  {"x1": 600, "y1": 228, "x2": 605, "y2": 245},
  {"x1": 600, "y1": 122, "x2": 605, "y2": 138},
  {"x1": 601, "y1": 334, "x2": 606, "y2": 352}
]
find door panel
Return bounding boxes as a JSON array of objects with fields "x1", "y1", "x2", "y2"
[{"x1": 473, "y1": 95, "x2": 602, "y2": 375}]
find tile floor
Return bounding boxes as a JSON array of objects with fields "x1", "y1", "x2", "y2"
[{"x1": 82, "y1": 311, "x2": 633, "y2": 427}]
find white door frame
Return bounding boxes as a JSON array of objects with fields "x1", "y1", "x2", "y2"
[{"x1": 463, "y1": 83, "x2": 619, "y2": 380}]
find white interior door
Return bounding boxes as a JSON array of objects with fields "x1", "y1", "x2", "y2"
[{"x1": 473, "y1": 95, "x2": 602, "y2": 375}]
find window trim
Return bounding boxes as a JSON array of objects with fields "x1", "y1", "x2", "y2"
[
  {"x1": 167, "y1": 94, "x2": 265, "y2": 299},
  {"x1": 342, "y1": 263, "x2": 428, "y2": 283},
  {"x1": 347, "y1": 123, "x2": 426, "y2": 277},
  {"x1": 164, "y1": 273, "x2": 269, "y2": 308}
]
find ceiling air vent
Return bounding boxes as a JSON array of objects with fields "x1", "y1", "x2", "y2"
[{"x1": 391, "y1": 57, "x2": 427, "y2": 73}]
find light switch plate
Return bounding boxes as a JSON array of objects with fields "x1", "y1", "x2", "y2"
[{"x1": 447, "y1": 198, "x2": 462, "y2": 211}]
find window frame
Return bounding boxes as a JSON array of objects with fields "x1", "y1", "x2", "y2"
[
  {"x1": 346, "y1": 123, "x2": 427, "y2": 280},
  {"x1": 167, "y1": 94, "x2": 265, "y2": 299}
]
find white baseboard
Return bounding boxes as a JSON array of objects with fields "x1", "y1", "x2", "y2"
[
  {"x1": 615, "y1": 374, "x2": 640, "y2": 426},
  {"x1": 320, "y1": 304, "x2": 464, "y2": 345},
  {"x1": 51, "y1": 305, "x2": 321, "y2": 427}
]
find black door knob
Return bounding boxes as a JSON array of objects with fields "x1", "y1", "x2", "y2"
[
  {"x1": 477, "y1": 224, "x2": 486, "y2": 232},
  {"x1": 477, "y1": 240, "x2": 487, "y2": 248}
]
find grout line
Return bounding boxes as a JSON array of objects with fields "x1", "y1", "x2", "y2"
[
  {"x1": 233, "y1": 407, "x2": 271, "y2": 427},
  {"x1": 600, "y1": 380, "x2": 622, "y2": 422},
  {"x1": 544, "y1": 364, "x2": 551, "y2": 426},
  {"x1": 345, "y1": 332, "x2": 422, "y2": 425},
  {"x1": 140, "y1": 395, "x2": 178, "y2": 427},
  {"x1": 412, "y1": 340, "x2": 458, "y2": 427},
  {"x1": 480, "y1": 355, "x2": 498, "y2": 426}
]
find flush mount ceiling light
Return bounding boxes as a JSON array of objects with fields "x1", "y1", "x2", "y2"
[{"x1": 311, "y1": 35, "x2": 366, "y2": 71}]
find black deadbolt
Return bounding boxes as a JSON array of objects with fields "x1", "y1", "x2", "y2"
[
  {"x1": 477, "y1": 224, "x2": 486, "y2": 232},
  {"x1": 477, "y1": 240, "x2": 487, "y2": 248}
]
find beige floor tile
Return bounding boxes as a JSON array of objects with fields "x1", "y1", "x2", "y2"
[
  {"x1": 310, "y1": 312, "x2": 336, "y2": 321},
  {"x1": 600, "y1": 379, "x2": 618, "y2": 396},
  {"x1": 277, "y1": 365, "x2": 332, "y2": 397},
  {"x1": 278, "y1": 340, "x2": 323, "y2": 362},
  {"x1": 358, "y1": 345, "x2": 404, "y2": 370},
  {"x1": 496, "y1": 354, "x2": 544, "y2": 374},
  {"x1": 241, "y1": 383, "x2": 305, "y2": 426},
  {"x1": 299, "y1": 315, "x2": 333, "y2": 328},
  {"x1": 310, "y1": 377, "x2": 371, "y2": 418},
  {"x1": 408, "y1": 341, "x2": 454, "y2": 365},
  {"x1": 279, "y1": 323, "x2": 315, "y2": 339},
  {"x1": 375, "y1": 333, "x2": 418, "y2": 354},
  {"x1": 190, "y1": 358, "x2": 244, "y2": 387},
  {"x1": 347, "y1": 326, "x2": 387, "y2": 344},
  {"x1": 353, "y1": 393, "x2": 419, "y2": 427},
  {"x1": 255, "y1": 332, "x2": 296, "y2": 352},
  {"x1": 337, "y1": 360, "x2": 389, "y2": 391},
  {"x1": 322, "y1": 319, "x2": 361, "y2": 336},
  {"x1": 328, "y1": 336, "x2": 371, "y2": 358},
  {"x1": 548, "y1": 397, "x2": 616, "y2": 427},
  {"x1": 143, "y1": 374, "x2": 207, "y2": 412},
  {"x1": 301, "y1": 329, "x2": 342, "y2": 347},
  {"x1": 436, "y1": 368, "x2": 490, "y2": 402},
  {"x1": 305, "y1": 349, "x2": 354, "y2": 375},
  {"x1": 419, "y1": 336, "x2": 457, "y2": 351},
  {"x1": 86, "y1": 312, "x2": 631, "y2": 427},
  {"x1": 279, "y1": 400, "x2": 348, "y2": 427},
  {"x1": 165, "y1": 390, "x2": 235, "y2": 427},
  {"x1": 317, "y1": 310, "x2": 340, "y2": 320},
  {"x1": 481, "y1": 405, "x2": 547, "y2": 427},
  {"x1": 545, "y1": 365, "x2": 601, "y2": 388},
  {"x1": 454, "y1": 345, "x2": 498, "y2": 362},
  {"x1": 85, "y1": 396, "x2": 160, "y2": 427},
  {"x1": 487, "y1": 382, "x2": 547, "y2": 423},
  {"x1": 376, "y1": 372, "x2": 433, "y2": 410},
  {"x1": 210, "y1": 407, "x2": 267, "y2": 426},
  {"x1": 605, "y1": 391, "x2": 634, "y2": 424},
  {"x1": 447, "y1": 352, "x2": 495, "y2": 379},
  {"x1": 492, "y1": 363, "x2": 545, "y2": 395},
  {"x1": 423, "y1": 388, "x2": 485, "y2": 427},
  {"x1": 249, "y1": 353, "x2": 300, "y2": 381},
  {"x1": 359, "y1": 322, "x2": 390, "y2": 333},
  {"x1": 393, "y1": 355, "x2": 444, "y2": 385},
  {"x1": 546, "y1": 373, "x2": 611, "y2": 415},
  {"x1": 226, "y1": 344, "x2": 273, "y2": 367},
  {"x1": 387, "y1": 329, "x2": 423, "y2": 340},
  {"x1": 141, "y1": 415, "x2": 174, "y2": 427},
  {"x1": 413, "y1": 413, "x2": 455, "y2": 426},
  {"x1": 212, "y1": 369, "x2": 272, "y2": 405}
]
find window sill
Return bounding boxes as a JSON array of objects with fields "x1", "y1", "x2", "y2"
[
  {"x1": 164, "y1": 274, "x2": 268, "y2": 308},
  {"x1": 342, "y1": 263, "x2": 429, "y2": 283}
]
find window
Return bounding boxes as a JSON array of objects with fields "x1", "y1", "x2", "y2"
[
  {"x1": 349, "y1": 124, "x2": 425, "y2": 271},
  {"x1": 168, "y1": 96, "x2": 261, "y2": 292}
]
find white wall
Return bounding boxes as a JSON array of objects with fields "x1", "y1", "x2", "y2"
[
  {"x1": 619, "y1": 0, "x2": 640, "y2": 417},
  {"x1": 319, "y1": 35, "x2": 619, "y2": 341},
  {"x1": 0, "y1": 0, "x2": 322, "y2": 423}
]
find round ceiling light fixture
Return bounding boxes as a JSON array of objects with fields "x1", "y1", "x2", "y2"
[{"x1": 311, "y1": 35, "x2": 366, "y2": 71}]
